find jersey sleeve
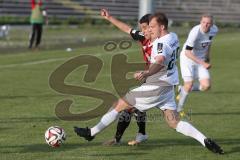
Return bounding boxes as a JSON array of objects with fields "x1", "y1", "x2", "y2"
[
  {"x1": 130, "y1": 29, "x2": 145, "y2": 42},
  {"x1": 185, "y1": 27, "x2": 198, "y2": 48},
  {"x1": 209, "y1": 25, "x2": 218, "y2": 39},
  {"x1": 152, "y1": 41, "x2": 172, "y2": 64}
]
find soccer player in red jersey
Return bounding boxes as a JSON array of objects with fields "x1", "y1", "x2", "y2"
[{"x1": 29, "y1": 0, "x2": 48, "y2": 49}]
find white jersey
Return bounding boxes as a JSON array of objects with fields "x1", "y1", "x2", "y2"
[
  {"x1": 181, "y1": 24, "x2": 218, "y2": 61},
  {"x1": 146, "y1": 32, "x2": 180, "y2": 86}
]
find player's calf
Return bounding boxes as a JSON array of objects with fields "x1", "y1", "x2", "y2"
[{"x1": 163, "y1": 109, "x2": 180, "y2": 129}]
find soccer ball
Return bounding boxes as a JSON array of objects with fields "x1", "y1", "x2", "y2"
[{"x1": 45, "y1": 126, "x2": 66, "y2": 147}]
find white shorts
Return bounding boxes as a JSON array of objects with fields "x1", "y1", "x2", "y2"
[
  {"x1": 123, "y1": 84, "x2": 176, "y2": 112},
  {"x1": 180, "y1": 52, "x2": 210, "y2": 82}
]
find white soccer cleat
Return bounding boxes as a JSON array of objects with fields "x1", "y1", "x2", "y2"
[{"x1": 128, "y1": 133, "x2": 148, "y2": 146}]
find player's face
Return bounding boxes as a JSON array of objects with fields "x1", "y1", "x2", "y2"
[
  {"x1": 200, "y1": 17, "x2": 213, "y2": 33},
  {"x1": 139, "y1": 23, "x2": 151, "y2": 40},
  {"x1": 149, "y1": 17, "x2": 161, "y2": 40}
]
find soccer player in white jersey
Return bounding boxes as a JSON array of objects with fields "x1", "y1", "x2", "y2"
[
  {"x1": 100, "y1": 9, "x2": 152, "y2": 146},
  {"x1": 74, "y1": 12, "x2": 223, "y2": 154},
  {"x1": 177, "y1": 14, "x2": 218, "y2": 115}
]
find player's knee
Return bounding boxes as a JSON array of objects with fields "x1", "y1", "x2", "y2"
[
  {"x1": 164, "y1": 110, "x2": 180, "y2": 129},
  {"x1": 165, "y1": 115, "x2": 179, "y2": 129},
  {"x1": 184, "y1": 83, "x2": 193, "y2": 92},
  {"x1": 115, "y1": 98, "x2": 130, "y2": 112},
  {"x1": 200, "y1": 84, "x2": 211, "y2": 91},
  {"x1": 117, "y1": 99, "x2": 126, "y2": 106}
]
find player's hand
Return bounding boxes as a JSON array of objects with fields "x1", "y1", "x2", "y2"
[
  {"x1": 101, "y1": 9, "x2": 110, "y2": 19},
  {"x1": 134, "y1": 71, "x2": 147, "y2": 82},
  {"x1": 202, "y1": 62, "x2": 211, "y2": 69}
]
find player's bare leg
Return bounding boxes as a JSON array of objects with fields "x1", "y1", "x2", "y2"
[
  {"x1": 74, "y1": 98, "x2": 131, "y2": 141},
  {"x1": 164, "y1": 109, "x2": 205, "y2": 142},
  {"x1": 191, "y1": 78, "x2": 211, "y2": 91},
  {"x1": 163, "y1": 109, "x2": 179, "y2": 128},
  {"x1": 177, "y1": 78, "x2": 211, "y2": 116},
  {"x1": 163, "y1": 109, "x2": 224, "y2": 154},
  {"x1": 199, "y1": 78, "x2": 211, "y2": 91}
]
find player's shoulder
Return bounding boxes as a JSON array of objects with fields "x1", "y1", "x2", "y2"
[
  {"x1": 152, "y1": 33, "x2": 179, "y2": 54},
  {"x1": 209, "y1": 24, "x2": 218, "y2": 36},
  {"x1": 189, "y1": 24, "x2": 201, "y2": 35},
  {"x1": 152, "y1": 36, "x2": 164, "y2": 48},
  {"x1": 157, "y1": 32, "x2": 179, "y2": 47},
  {"x1": 168, "y1": 32, "x2": 179, "y2": 42}
]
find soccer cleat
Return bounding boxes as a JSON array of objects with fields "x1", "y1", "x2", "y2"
[
  {"x1": 128, "y1": 133, "x2": 148, "y2": 146},
  {"x1": 128, "y1": 140, "x2": 139, "y2": 146},
  {"x1": 176, "y1": 94, "x2": 180, "y2": 101},
  {"x1": 179, "y1": 110, "x2": 191, "y2": 120},
  {"x1": 74, "y1": 126, "x2": 95, "y2": 141},
  {"x1": 204, "y1": 138, "x2": 224, "y2": 154},
  {"x1": 179, "y1": 110, "x2": 186, "y2": 118},
  {"x1": 102, "y1": 138, "x2": 121, "y2": 146}
]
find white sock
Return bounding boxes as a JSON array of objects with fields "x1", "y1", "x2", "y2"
[
  {"x1": 90, "y1": 109, "x2": 119, "y2": 136},
  {"x1": 177, "y1": 87, "x2": 189, "y2": 112},
  {"x1": 176, "y1": 121, "x2": 206, "y2": 146},
  {"x1": 191, "y1": 83, "x2": 202, "y2": 91}
]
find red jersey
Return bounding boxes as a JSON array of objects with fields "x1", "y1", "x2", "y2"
[
  {"x1": 31, "y1": 0, "x2": 42, "y2": 9},
  {"x1": 140, "y1": 39, "x2": 152, "y2": 67}
]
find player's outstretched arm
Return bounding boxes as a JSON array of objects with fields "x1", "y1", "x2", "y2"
[
  {"x1": 185, "y1": 50, "x2": 211, "y2": 69},
  {"x1": 100, "y1": 9, "x2": 132, "y2": 34}
]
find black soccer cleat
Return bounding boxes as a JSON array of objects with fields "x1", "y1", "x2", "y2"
[
  {"x1": 74, "y1": 126, "x2": 95, "y2": 141},
  {"x1": 204, "y1": 138, "x2": 224, "y2": 154}
]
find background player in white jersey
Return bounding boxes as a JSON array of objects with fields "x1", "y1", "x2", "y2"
[
  {"x1": 74, "y1": 12, "x2": 223, "y2": 154},
  {"x1": 177, "y1": 14, "x2": 218, "y2": 115},
  {"x1": 100, "y1": 9, "x2": 152, "y2": 146}
]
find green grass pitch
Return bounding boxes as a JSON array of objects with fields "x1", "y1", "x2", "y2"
[{"x1": 0, "y1": 28, "x2": 239, "y2": 160}]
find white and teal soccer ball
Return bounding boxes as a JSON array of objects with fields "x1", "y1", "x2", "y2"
[{"x1": 45, "y1": 126, "x2": 66, "y2": 147}]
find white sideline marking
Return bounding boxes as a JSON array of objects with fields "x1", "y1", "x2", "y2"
[
  {"x1": 0, "y1": 57, "x2": 67, "y2": 69},
  {"x1": 0, "y1": 55, "x2": 105, "y2": 69},
  {"x1": 0, "y1": 48, "x2": 139, "y2": 69}
]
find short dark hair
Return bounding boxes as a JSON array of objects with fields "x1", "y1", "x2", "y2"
[
  {"x1": 150, "y1": 12, "x2": 168, "y2": 29},
  {"x1": 139, "y1": 14, "x2": 152, "y2": 24}
]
